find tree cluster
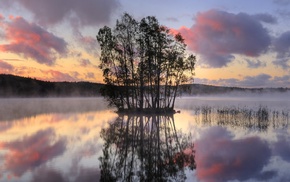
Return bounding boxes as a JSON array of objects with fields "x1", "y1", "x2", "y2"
[{"x1": 97, "y1": 13, "x2": 195, "y2": 113}]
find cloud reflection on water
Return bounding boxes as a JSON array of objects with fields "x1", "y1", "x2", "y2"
[
  {"x1": 273, "y1": 134, "x2": 290, "y2": 162},
  {"x1": 0, "y1": 128, "x2": 66, "y2": 177},
  {"x1": 195, "y1": 126, "x2": 272, "y2": 182}
]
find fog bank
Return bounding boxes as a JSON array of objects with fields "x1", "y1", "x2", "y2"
[{"x1": 0, "y1": 97, "x2": 108, "y2": 121}]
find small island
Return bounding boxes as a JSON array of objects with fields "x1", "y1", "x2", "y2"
[{"x1": 97, "y1": 13, "x2": 195, "y2": 114}]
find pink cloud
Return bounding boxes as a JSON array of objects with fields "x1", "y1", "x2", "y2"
[
  {"x1": 0, "y1": 128, "x2": 66, "y2": 177},
  {"x1": 42, "y1": 70, "x2": 77, "y2": 82},
  {"x1": 176, "y1": 10, "x2": 271, "y2": 67},
  {"x1": 0, "y1": 16, "x2": 67, "y2": 65}
]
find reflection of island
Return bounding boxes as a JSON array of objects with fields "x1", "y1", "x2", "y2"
[{"x1": 99, "y1": 114, "x2": 195, "y2": 181}]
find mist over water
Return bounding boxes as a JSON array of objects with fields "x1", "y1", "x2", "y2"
[
  {"x1": 0, "y1": 97, "x2": 108, "y2": 121},
  {"x1": 175, "y1": 93, "x2": 290, "y2": 110}
]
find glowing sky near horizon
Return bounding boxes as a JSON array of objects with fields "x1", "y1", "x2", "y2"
[{"x1": 0, "y1": 0, "x2": 290, "y2": 87}]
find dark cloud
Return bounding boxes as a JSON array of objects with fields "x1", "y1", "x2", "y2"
[
  {"x1": 253, "y1": 13, "x2": 277, "y2": 24},
  {"x1": 274, "y1": 0, "x2": 290, "y2": 6},
  {"x1": 276, "y1": 9, "x2": 290, "y2": 19},
  {"x1": 194, "y1": 77, "x2": 239, "y2": 87},
  {"x1": 74, "y1": 167, "x2": 101, "y2": 182},
  {"x1": 0, "y1": 60, "x2": 14, "y2": 71},
  {"x1": 85, "y1": 72, "x2": 95, "y2": 79},
  {"x1": 256, "y1": 171, "x2": 277, "y2": 181},
  {"x1": 241, "y1": 74, "x2": 272, "y2": 87},
  {"x1": 2, "y1": 0, "x2": 120, "y2": 27},
  {"x1": 273, "y1": 75, "x2": 290, "y2": 85},
  {"x1": 195, "y1": 73, "x2": 290, "y2": 88},
  {"x1": 79, "y1": 59, "x2": 92, "y2": 67},
  {"x1": 76, "y1": 32, "x2": 100, "y2": 56},
  {"x1": 273, "y1": 30, "x2": 290, "y2": 69},
  {"x1": 166, "y1": 17, "x2": 179, "y2": 22},
  {"x1": 176, "y1": 10, "x2": 271, "y2": 68},
  {"x1": 0, "y1": 16, "x2": 67, "y2": 65},
  {"x1": 195, "y1": 126, "x2": 271, "y2": 182},
  {"x1": 0, "y1": 128, "x2": 66, "y2": 176},
  {"x1": 245, "y1": 59, "x2": 266, "y2": 68},
  {"x1": 32, "y1": 168, "x2": 68, "y2": 182}
]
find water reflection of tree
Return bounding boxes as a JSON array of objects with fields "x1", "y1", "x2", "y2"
[{"x1": 99, "y1": 114, "x2": 195, "y2": 182}]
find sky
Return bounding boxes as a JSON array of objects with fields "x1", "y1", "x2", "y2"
[{"x1": 0, "y1": 0, "x2": 290, "y2": 88}]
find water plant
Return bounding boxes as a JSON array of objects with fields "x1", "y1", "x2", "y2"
[{"x1": 194, "y1": 105, "x2": 289, "y2": 131}]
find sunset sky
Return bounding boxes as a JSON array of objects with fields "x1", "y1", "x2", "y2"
[{"x1": 0, "y1": 0, "x2": 290, "y2": 87}]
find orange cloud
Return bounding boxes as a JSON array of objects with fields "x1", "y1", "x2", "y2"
[
  {"x1": 0, "y1": 16, "x2": 67, "y2": 65},
  {"x1": 42, "y1": 70, "x2": 77, "y2": 82}
]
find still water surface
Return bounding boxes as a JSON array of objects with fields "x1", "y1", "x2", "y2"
[{"x1": 0, "y1": 97, "x2": 290, "y2": 182}]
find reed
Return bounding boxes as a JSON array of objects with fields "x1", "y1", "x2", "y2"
[{"x1": 194, "y1": 105, "x2": 289, "y2": 130}]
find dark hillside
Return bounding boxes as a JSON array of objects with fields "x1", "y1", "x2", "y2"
[{"x1": 0, "y1": 74, "x2": 103, "y2": 97}]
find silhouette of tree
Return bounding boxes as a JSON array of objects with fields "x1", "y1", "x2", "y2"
[
  {"x1": 97, "y1": 13, "x2": 195, "y2": 113},
  {"x1": 99, "y1": 114, "x2": 195, "y2": 181}
]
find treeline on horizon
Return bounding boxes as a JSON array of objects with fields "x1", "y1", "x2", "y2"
[
  {"x1": 0, "y1": 74, "x2": 103, "y2": 97},
  {"x1": 0, "y1": 74, "x2": 289, "y2": 97}
]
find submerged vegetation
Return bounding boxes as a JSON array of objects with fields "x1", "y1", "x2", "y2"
[{"x1": 97, "y1": 13, "x2": 195, "y2": 113}]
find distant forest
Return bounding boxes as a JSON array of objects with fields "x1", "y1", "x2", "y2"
[
  {"x1": 0, "y1": 74, "x2": 103, "y2": 97},
  {"x1": 0, "y1": 74, "x2": 289, "y2": 97}
]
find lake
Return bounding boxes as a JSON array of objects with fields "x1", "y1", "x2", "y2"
[{"x1": 0, "y1": 97, "x2": 290, "y2": 182}]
